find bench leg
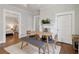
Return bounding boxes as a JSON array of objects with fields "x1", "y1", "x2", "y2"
[
  {"x1": 21, "y1": 41, "x2": 23, "y2": 49},
  {"x1": 42, "y1": 48, "x2": 46, "y2": 54},
  {"x1": 39, "y1": 48, "x2": 41, "y2": 54},
  {"x1": 39, "y1": 47, "x2": 46, "y2": 54},
  {"x1": 42, "y1": 46, "x2": 46, "y2": 54}
]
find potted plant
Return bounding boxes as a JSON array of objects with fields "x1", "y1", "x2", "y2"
[{"x1": 41, "y1": 18, "x2": 50, "y2": 24}]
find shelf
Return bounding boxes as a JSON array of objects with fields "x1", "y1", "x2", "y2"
[{"x1": 42, "y1": 24, "x2": 52, "y2": 28}]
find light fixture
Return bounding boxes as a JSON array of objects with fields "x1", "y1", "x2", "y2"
[{"x1": 8, "y1": 24, "x2": 14, "y2": 29}]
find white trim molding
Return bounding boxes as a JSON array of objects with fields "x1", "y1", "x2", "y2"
[
  {"x1": 56, "y1": 11, "x2": 75, "y2": 35},
  {"x1": 3, "y1": 9, "x2": 21, "y2": 43},
  {"x1": 56, "y1": 11, "x2": 75, "y2": 44}
]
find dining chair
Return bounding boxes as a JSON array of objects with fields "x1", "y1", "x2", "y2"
[{"x1": 51, "y1": 34, "x2": 58, "y2": 53}]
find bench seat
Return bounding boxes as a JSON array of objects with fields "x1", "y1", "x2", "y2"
[{"x1": 20, "y1": 37, "x2": 46, "y2": 53}]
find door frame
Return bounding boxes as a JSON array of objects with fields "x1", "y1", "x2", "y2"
[
  {"x1": 3, "y1": 9, "x2": 21, "y2": 43},
  {"x1": 56, "y1": 11, "x2": 75, "y2": 44},
  {"x1": 33, "y1": 15, "x2": 40, "y2": 31},
  {"x1": 33, "y1": 16, "x2": 36, "y2": 31}
]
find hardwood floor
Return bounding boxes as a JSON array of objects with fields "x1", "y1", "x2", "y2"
[
  {"x1": 0, "y1": 33, "x2": 19, "y2": 54},
  {"x1": 0, "y1": 33, "x2": 75, "y2": 54},
  {"x1": 57, "y1": 42, "x2": 75, "y2": 54}
]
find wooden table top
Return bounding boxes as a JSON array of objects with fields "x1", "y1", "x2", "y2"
[
  {"x1": 72, "y1": 35, "x2": 79, "y2": 40},
  {"x1": 28, "y1": 31, "x2": 52, "y2": 36}
]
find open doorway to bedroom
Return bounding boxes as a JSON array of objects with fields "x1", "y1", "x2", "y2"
[{"x1": 3, "y1": 9, "x2": 21, "y2": 43}]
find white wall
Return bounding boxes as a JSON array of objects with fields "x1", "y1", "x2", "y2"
[
  {"x1": 0, "y1": 5, "x2": 33, "y2": 43},
  {"x1": 0, "y1": 8, "x2": 3, "y2": 43},
  {"x1": 40, "y1": 4, "x2": 79, "y2": 35},
  {"x1": 6, "y1": 17, "x2": 18, "y2": 25},
  {"x1": 6, "y1": 16, "x2": 19, "y2": 32},
  {"x1": 75, "y1": 5, "x2": 79, "y2": 35},
  {"x1": 20, "y1": 12, "x2": 33, "y2": 37}
]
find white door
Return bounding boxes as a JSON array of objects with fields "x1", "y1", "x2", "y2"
[{"x1": 56, "y1": 12, "x2": 73, "y2": 44}]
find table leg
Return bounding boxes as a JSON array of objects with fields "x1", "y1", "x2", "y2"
[
  {"x1": 39, "y1": 48, "x2": 40, "y2": 54},
  {"x1": 46, "y1": 36, "x2": 49, "y2": 54},
  {"x1": 21, "y1": 41, "x2": 23, "y2": 49}
]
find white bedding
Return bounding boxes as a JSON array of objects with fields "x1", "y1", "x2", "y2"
[
  {"x1": 6, "y1": 25, "x2": 14, "y2": 34},
  {"x1": 6, "y1": 29, "x2": 14, "y2": 34}
]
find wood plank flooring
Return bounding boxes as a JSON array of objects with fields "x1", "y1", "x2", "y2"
[
  {"x1": 0, "y1": 33, "x2": 19, "y2": 54},
  {"x1": 0, "y1": 33, "x2": 75, "y2": 54}
]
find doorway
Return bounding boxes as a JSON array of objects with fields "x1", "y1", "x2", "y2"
[
  {"x1": 56, "y1": 11, "x2": 75, "y2": 44},
  {"x1": 3, "y1": 9, "x2": 21, "y2": 43}
]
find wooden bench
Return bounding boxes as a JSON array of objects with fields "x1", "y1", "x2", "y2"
[{"x1": 20, "y1": 36, "x2": 46, "y2": 54}]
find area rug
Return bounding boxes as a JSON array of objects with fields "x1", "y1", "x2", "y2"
[{"x1": 4, "y1": 42, "x2": 61, "y2": 54}]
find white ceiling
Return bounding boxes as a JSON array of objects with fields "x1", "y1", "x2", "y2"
[
  {"x1": 28, "y1": 4, "x2": 41, "y2": 10},
  {"x1": 13, "y1": 4, "x2": 42, "y2": 11},
  {"x1": 11, "y1": 4, "x2": 41, "y2": 15},
  {"x1": 11, "y1": 4, "x2": 77, "y2": 15},
  {"x1": 12, "y1": 4, "x2": 77, "y2": 11}
]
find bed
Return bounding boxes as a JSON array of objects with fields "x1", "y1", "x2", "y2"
[{"x1": 6, "y1": 25, "x2": 14, "y2": 35}]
